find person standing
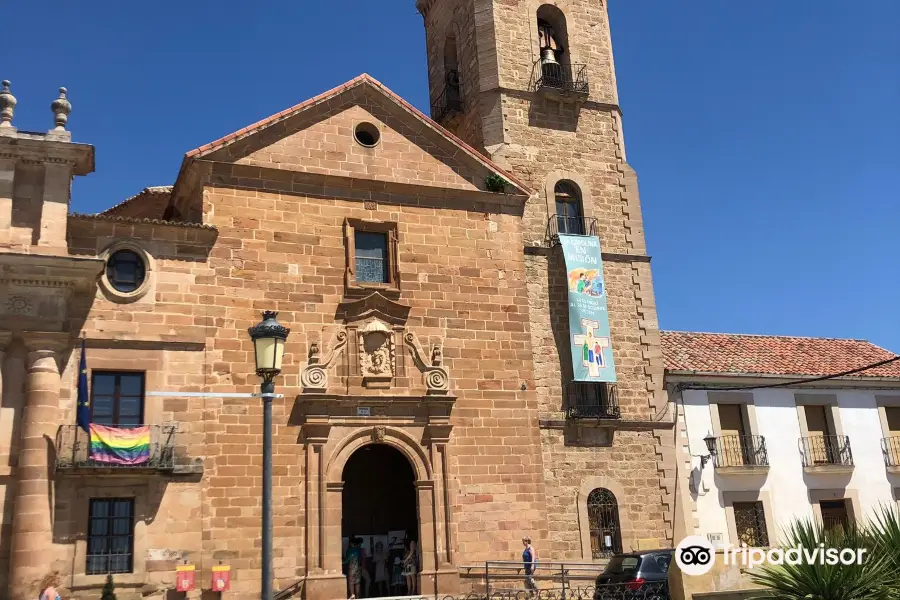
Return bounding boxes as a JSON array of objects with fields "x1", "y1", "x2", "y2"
[
  {"x1": 402, "y1": 539, "x2": 418, "y2": 595},
  {"x1": 39, "y1": 573, "x2": 62, "y2": 600},
  {"x1": 373, "y1": 541, "x2": 389, "y2": 597},
  {"x1": 522, "y1": 537, "x2": 538, "y2": 595},
  {"x1": 344, "y1": 537, "x2": 364, "y2": 599}
]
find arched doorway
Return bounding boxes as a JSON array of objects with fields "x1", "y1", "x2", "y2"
[{"x1": 342, "y1": 443, "x2": 418, "y2": 598}]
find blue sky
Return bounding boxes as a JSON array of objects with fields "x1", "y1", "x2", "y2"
[{"x1": 6, "y1": 2, "x2": 899, "y2": 350}]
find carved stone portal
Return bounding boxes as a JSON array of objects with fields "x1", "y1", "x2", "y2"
[{"x1": 358, "y1": 319, "x2": 395, "y2": 389}]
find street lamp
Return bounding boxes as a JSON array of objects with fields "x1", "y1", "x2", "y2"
[
  {"x1": 701, "y1": 432, "x2": 717, "y2": 468},
  {"x1": 248, "y1": 310, "x2": 290, "y2": 600}
]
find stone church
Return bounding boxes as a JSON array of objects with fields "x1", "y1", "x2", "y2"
[{"x1": 0, "y1": 0, "x2": 675, "y2": 598}]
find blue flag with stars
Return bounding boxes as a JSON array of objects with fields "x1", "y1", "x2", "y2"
[{"x1": 76, "y1": 338, "x2": 90, "y2": 431}]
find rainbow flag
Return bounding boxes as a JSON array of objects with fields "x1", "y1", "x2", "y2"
[{"x1": 89, "y1": 424, "x2": 151, "y2": 465}]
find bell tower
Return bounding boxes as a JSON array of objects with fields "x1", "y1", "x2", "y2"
[{"x1": 418, "y1": 0, "x2": 678, "y2": 558}]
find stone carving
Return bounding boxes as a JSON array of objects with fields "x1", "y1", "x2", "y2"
[
  {"x1": 372, "y1": 426, "x2": 386, "y2": 443},
  {"x1": 300, "y1": 331, "x2": 348, "y2": 393},
  {"x1": 358, "y1": 319, "x2": 395, "y2": 388},
  {"x1": 6, "y1": 296, "x2": 32, "y2": 315},
  {"x1": 404, "y1": 332, "x2": 450, "y2": 395}
]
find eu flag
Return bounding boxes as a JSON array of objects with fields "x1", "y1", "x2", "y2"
[{"x1": 76, "y1": 338, "x2": 90, "y2": 431}]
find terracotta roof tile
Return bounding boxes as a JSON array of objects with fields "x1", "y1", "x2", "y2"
[
  {"x1": 69, "y1": 213, "x2": 217, "y2": 231},
  {"x1": 100, "y1": 186, "x2": 173, "y2": 216},
  {"x1": 661, "y1": 331, "x2": 900, "y2": 379}
]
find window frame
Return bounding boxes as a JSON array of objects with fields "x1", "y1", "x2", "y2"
[
  {"x1": 106, "y1": 249, "x2": 147, "y2": 294},
  {"x1": 344, "y1": 219, "x2": 400, "y2": 294},
  {"x1": 86, "y1": 497, "x2": 136, "y2": 575},
  {"x1": 723, "y1": 491, "x2": 776, "y2": 549},
  {"x1": 586, "y1": 487, "x2": 623, "y2": 558},
  {"x1": 554, "y1": 180, "x2": 585, "y2": 235},
  {"x1": 731, "y1": 501, "x2": 770, "y2": 547},
  {"x1": 90, "y1": 371, "x2": 146, "y2": 427}
]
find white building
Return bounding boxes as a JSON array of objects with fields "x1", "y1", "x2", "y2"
[{"x1": 663, "y1": 331, "x2": 900, "y2": 549}]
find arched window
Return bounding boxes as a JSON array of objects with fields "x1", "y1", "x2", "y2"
[
  {"x1": 537, "y1": 5, "x2": 570, "y2": 88},
  {"x1": 587, "y1": 488, "x2": 622, "y2": 558},
  {"x1": 555, "y1": 180, "x2": 584, "y2": 235},
  {"x1": 443, "y1": 33, "x2": 461, "y2": 106}
]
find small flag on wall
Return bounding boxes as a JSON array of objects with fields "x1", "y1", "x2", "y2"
[
  {"x1": 76, "y1": 338, "x2": 90, "y2": 431},
  {"x1": 89, "y1": 424, "x2": 151, "y2": 465}
]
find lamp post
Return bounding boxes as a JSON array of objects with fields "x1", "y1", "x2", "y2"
[{"x1": 248, "y1": 311, "x2": 291, "y2": 600}]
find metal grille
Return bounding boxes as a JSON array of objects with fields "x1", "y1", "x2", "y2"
[
  {"x1": 800, "y1": 435, "x2": 853, "y2": 467},
  {"x1": 546, "y1": 215, "x2": 599, "y2": 247},
  {"x1": 55, "y1": 424, "x2": 177, "y2": 471},
  {"x1": 565, "y1": 383, "x2": 620, "y2": 420},
  {"x1": 733, "y1": 501, "x2": 769, "y2": 547},
  {"x1": 87, "y1": 498, "x2": 134, "y2": 575},
  {"x1": 431, "y1": 69, "x2": 463, "y2": 123},
  {"x1": 882, "y1": 436, "x2": 900, "y2": 466},
  {"x1": 713, "y1": 435, "x2": 768, "y2": 468},
  {"x1": 535, "y1": 62, "x2": 590, "y2": 95},
  {"x1": 587, "y1": 488, "x2": 622, "y2": 558}
]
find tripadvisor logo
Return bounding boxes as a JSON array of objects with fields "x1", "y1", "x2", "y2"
[{"x1": 675, "y1": 535, "x2": 868, "y2": 576}]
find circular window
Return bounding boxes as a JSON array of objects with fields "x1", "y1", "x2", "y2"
[
  {"x1": 106, "y1": 249, "x2": 146, "y2": 293},
  {"x1": 354, "y1": 122, "x2": 380, "y2": 147}
]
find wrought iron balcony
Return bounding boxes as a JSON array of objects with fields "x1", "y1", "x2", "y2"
[
  {"x1": 535, "y1": 62, "x2": 589, "y2": 96},
  {"x1": 55, "y1": 424, "x2": 177, "y2": 473},
  {"x1": 882, "y1": 436, "x2": 900, "y2": 470},
  {"x1": 546, "y1": 215, "x2": 599, "y2": 247},
  {"x1": 431, "y1": 70, "x2": 463, "y2": 123},
  {"x1": 565, "y1": 382, "x2": 620, "y2": 420},
  {"x1": 713, "y1": 435, "x2": 768, "y2": 469},
  {"x1": 800, "y1": 435, "x2": 853, "y2": 469}
]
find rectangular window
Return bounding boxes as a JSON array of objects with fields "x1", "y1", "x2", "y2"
[
  {"x1": 87, "y1": 498, "x2": 135, "y2": 575},
  {"x1": 344, "y1": 219, "x2": 399, "y2": 292},
  {"x1": 886, "y1": 407, "x2": 900, "y2": 434},
  {"x1": 733, "y1": 501, "x2": 769, "y2": 547},
  {"x1": 354, "y1": 231, "x2": 389, "y2": 284},
  {"x1": 91, "y1": 372, "x2": 145, "y2": 427}
]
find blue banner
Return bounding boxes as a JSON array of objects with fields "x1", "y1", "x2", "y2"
[{"x1": 558, "y1": 235, "x2": 616, "y2": 382}]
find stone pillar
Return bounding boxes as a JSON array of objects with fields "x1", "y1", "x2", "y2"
[
  {"x1": 416, "y1": 480, "x2": 438, "y2": 595},
  {"x1": 36, "y1": 163, "x2": 72, "y2": 252},
  {"x1": 428, "y1": 440, "x2": 459, "y2": 595},
  {"x1": 8, "y1": 334, "x2": 66, "y2": 600},
  {"x1": 0, "y1": 158, "x2": 14, "y2": 244},
  {"x1": 304, "y1": 439, "x2": 346, "y2": 600},
  {"x1": 0, "y1": 333, "x2": 13, "y2": 467}
]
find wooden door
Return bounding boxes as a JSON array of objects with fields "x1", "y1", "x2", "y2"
[{"x1": 718, "y1": 404, "x2": 748, "y2": 466}]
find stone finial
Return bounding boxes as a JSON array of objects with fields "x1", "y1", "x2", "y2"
[
  {"x1": 51, "y1": 87, "x2": 71, "y2": 131},
  {"x1": 0, "y1": 81, "x2": 16, "y2": 128}
]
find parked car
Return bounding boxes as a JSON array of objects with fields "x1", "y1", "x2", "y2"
[{"x1": 593, "y1": 549, "x2": 672, "y2": 600}]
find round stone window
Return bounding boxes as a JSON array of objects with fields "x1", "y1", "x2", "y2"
[
  {"x1": 106, "y1": 249, "x2": 146, "y2": 293},
  {"x1": 354, "y1": 122, "x2": 380, "y2": 147}
]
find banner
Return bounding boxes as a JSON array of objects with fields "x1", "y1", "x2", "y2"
[
  {"x1": 89, "y1": 424, "x2": 151, "y2": 465},
  {"x1": 176, "y1": 565, "x2": 196, "y2": 592},
  {"x1": 211, "y1": 565, "x2": 231, "y2": 592},
  {"x1": 558, "y1": 234, "x2": 616, "y2": 382}
]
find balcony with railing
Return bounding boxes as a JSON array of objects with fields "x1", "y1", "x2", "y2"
[
  {"x1": 565, "y1": 382, "x2": 620, "y2": 421},
  {"x1": 801, "y1": 435, "x2": 854, "y2": 473},
  {"x1": 431, "y1": 70, "x2": 463, "y2": 124},
  {"x1": 55, "y1": 424, "x2": 179, "y2": 474},
  {"x1": 882, "y1": 436, "x2": 900, "y2": 473},
  {"x1": 546, "y1": 215, "x2": 599, "y2": 247},
  {"x1": 535, "y1": 62, "x2": 590, "y2": 97},
  {"x1": 713, "y1": 435, "x2": 769, "y2": 475}
]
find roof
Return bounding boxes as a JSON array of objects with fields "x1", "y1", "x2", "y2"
[
  {"x1": 661, "y1": 331, "x2": 900, "y2": 379},
  {"x1": 182, "y1": 73, "x2": 532, "y2": 196},
  {"x1": 100, "y1": 186, "x2": 173, "y2": 217},
  {"x1": 69, "y1": 213, "x2": 217, "y2": 231}
]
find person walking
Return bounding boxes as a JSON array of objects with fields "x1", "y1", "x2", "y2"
[{"x1": 522, "y1": 537, "x2": 538, "y2": 596}]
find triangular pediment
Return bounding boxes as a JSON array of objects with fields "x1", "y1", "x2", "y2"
[
  {"x1": 186, "y1": 75, "x2": 530, "y2": 196},
  {"x1": 335, "y1": 291, "x2": 411, "y2": 326}
]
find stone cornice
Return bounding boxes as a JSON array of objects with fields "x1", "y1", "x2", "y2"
[
  {"x1": 0, "y1": 135, "x2": 94, "y2": 175},
  {"x1": 199, "y1": 160, "x2": 530, "y2": 208},
  {"x1": 539, "y1": 418, "x2": 675, "y2": 430},
  {"x1": 524, "y1": 245, "x2": 651, "y2": 263},
  {"x1": 0, "y1": 252, "x2": 103, "y2": 290}
]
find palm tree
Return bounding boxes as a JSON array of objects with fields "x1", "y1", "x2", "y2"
[{"x1": 747, "y1": 517, "x2": 894, "y2": 600}]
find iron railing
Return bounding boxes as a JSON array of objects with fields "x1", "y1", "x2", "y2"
[
  {"x1": 55, "y1": 424, "x2": 177, "y2": 472},
  {"x1": 882, "y1": 436, "x2": 900, "y2": 467},
  {"x1": 535, "y1": 62, "x2": 590, "y2": 95},
  {"x1": 432, "y1": 70, "x2": 464, "y2": 123},
  {"x1": 566, "y1": 383, "x2": 620, "y2": 420},
  {"x1": 800, "y1": 435, "x2": 853, "y2": 468},
  {"x1": 713, "y1": 435, "x2": 768, "y2": 468},
  {"x1": 547, "y1": 215, "x2": 599, "y2": 246},
  {"x1": 460, "y1": 561, "x2": 668, "y2": 600}
]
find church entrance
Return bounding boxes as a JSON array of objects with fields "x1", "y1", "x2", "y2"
[{"x1": 341, "y1": 443, "x2": 419, "y2": 598}]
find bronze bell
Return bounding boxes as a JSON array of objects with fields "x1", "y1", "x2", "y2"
[{"x1": 541, "y1": 47, "x2": 559, "y2": 66}]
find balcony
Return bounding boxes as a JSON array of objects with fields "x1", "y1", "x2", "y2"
[
  {"x1": 565, "y1": 382, "x2": 620, "y2": 421},
  {"x1": 431, "y1": 70, "x2": 463, "y2": 124},
  {"x1": 55, "y1": 424, "x2": 178, "y2": 474},
  {"x1": 535, "y1": 62, "x2": 589, "y2": 98},
  {"x1": 801, "y1": 435, "x2": 854, "y2": 474},
  {"x1": 882, "y1": 436, "x2": 900, "y2": 474},
  {"x1": 546, "y1": 215, "x2": 599, "y2": 247},
  {"x1": 713, "y1": 435, "x2": 769, "y2": 475}
]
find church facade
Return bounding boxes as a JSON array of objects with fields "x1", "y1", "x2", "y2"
[{"x1": 0, "y1": 1, "x2": 676, "y2": 599}]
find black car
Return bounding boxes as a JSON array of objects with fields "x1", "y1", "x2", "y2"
[{"x1": 593, "y1": 549, "x2": 672, "y2": 600}]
